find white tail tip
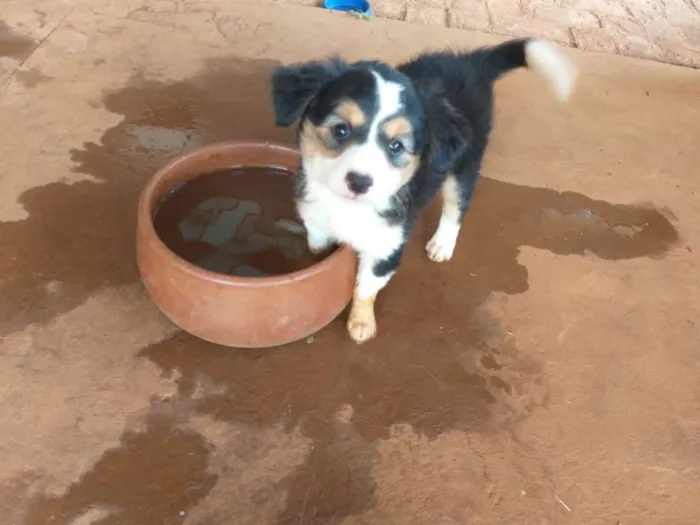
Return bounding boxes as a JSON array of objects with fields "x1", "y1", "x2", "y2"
[{"x1": 524, "y1": 40, "x2": 578, "y2": 103}]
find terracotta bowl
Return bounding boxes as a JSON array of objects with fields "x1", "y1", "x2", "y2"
[{"x1": 136, "y1": 140, "x2": 357, "y2": 348}]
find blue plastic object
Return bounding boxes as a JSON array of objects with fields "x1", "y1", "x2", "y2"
[{"x1": 323, "y1": 0, "x2": 373, "y2": 17}]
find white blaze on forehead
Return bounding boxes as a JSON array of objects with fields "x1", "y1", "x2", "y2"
[
  {"x1": 330, "y1": 71, "x2": 406, "y2": 210},
  {"x1": 369, "y1": 71, "x2": 404, "y2": 140}
]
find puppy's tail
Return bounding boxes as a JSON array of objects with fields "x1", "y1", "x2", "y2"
[{"x1": 481, "y1": 39, "x2": 578, "y2": 102}]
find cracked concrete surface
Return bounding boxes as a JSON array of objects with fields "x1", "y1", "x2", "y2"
[{"x1": 1, "y1": 1, "x2": 699, "y2": 524}]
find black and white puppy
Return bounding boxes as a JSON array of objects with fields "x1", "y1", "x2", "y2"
[{"x1": 270, "y1": 39, "x2": 577, "y2": 344}]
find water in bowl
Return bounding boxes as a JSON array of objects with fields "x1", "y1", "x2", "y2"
[{"x1": 153, "y1": 167, "x2": 327, "y2": 277}]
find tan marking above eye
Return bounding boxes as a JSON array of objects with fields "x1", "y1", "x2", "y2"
[
  {"x1": 299, "y1": 121, "x2": 341, "y2": 159},
  {"x1": 382, "y1": 116, "x2": 413, "y2": 139},
  {"x1": 333, "y1": 100, "x2": 366, "y2": 128}
]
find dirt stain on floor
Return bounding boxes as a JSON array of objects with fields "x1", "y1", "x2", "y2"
[
  {"x1": 0, "y1": 21, "x2": 36, "y2": 59},
  {"x1": 0, "y1": 57, "x2": 680, "y2": 523},
  {"x1": 15, "y1": 67, "x2": 53, "y2": 88}
]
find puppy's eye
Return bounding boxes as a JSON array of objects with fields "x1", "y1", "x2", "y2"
[
  {"x1": 388, "y1": 139, "x2": 405, "y2": 155},
  {"x1": 331, "y1": 123, "x2": 351, "y2": 141}
]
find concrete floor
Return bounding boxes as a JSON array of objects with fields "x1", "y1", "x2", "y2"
[{"x1": 2, "y1": 0, "x2": 700, "y2": 524}]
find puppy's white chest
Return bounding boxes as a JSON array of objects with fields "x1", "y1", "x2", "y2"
[{"x1": 299, "y1": 195, "x2": 403, "y2": 258}]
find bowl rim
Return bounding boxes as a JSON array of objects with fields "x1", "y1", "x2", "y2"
[{"x1": 138, "y1": 139, "x2": 355, "y2": 288}]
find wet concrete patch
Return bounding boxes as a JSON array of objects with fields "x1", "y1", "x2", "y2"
[
  {"x1": 0, "y1": 57, "x2": 680, "y2": 522},
  {"x1": 180, "y1": 416, "x2": 311, "y2": 524},
  {"x1": 141, "y1": 176, "x2": 677, "y2": 520},
  {"x1": 276, "y1": 412, "x2": 378, "y2": 524},
  {"x1": 0, "y1": 21, "x2": 36, "y2": 59},
  {"x1": 23, "y1": 415, "x2": 216, "y2": 525},
  {"x1": 0, "y1": 57, "x2": 290, "y2": 335}
]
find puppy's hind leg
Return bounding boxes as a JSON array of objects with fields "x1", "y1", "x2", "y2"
[{"x1": 426, "y1": 168, "x2": 478, "y2": 263}]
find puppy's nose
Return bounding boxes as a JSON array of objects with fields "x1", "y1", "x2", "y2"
[{"x1": 345, "y1": 171, "x2": 373, "y2": 195}]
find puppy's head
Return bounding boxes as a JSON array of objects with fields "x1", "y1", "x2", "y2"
[{"x1": 271, "y1": 58, "x2": 468, "y2": 208}]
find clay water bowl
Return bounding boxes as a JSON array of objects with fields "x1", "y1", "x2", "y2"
[{"x1": 136, "y1": 140, "x2": 357, "y2": 348}]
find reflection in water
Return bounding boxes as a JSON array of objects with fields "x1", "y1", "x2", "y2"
[{"x1": 153, "y1": 168, "x2": 324, "y2": 277}]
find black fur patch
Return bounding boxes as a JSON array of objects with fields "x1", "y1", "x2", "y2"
[
  {"x1": 373, "y1": 245, "x2": 405, "y2": 277},
  {"x1": 270, "y1": 57, "x2": 348, "y2": 126},
  {"x1": 390, "y1": 39, "x2": 532, "y2": 222}
]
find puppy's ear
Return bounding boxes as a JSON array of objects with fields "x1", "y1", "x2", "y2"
[
  {"x1": 271, "y1": 57, "x2": 348, "y2": 127},
  {"x1": 424, "y1": 97, "x2": 472, "y2": 174}
]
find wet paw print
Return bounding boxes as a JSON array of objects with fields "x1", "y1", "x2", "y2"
[
  {"x1": 474, "y1": 345, "x2": 549, "y2": 419},
  {"x1": 479, "y1": 353, "x2": 514, "y2": 396}
]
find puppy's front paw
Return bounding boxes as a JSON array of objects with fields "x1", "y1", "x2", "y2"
[
  {"x1": 426, "y1": 232, "x2": 456, "y2": 262},
  {"x1": 307, "y1": 233, "x2": 331, "y2": 255},
  {"x1": 347, "y1": 309, "x2": 377, "y2": 344}
]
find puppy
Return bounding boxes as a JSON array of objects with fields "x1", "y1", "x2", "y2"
[{"x1": 270, "y1": 39, "x2": 577, "y2": 344}]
